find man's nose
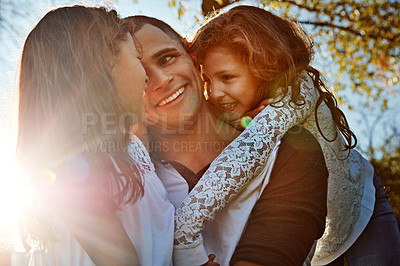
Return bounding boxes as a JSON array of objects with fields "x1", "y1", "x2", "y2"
[{"x1": 147, "y1": 68, "x2": 172, "y2": 91}]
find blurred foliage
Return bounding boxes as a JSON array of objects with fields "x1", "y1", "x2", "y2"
[
  {"x1": 360, "y1": 105, "x2": 400, "y2": 225},
  {"x1": 370, "y1": 144, "x2": 400, "y2": 228},
  {"x1": 168, "y1": 0, "x2": 189, "y2": 19},
  {"x1": 173, "y1": 0, "x2": 400, "y2": 112}
]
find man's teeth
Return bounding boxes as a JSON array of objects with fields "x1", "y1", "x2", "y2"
[
  {"x1": 221, "y1": 102, "x2": 237, "y2": 109},
  {"x1": 159, "y1": 87, "x2": 185, "y2": 107}
]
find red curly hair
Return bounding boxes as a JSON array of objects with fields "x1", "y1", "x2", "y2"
[{"x1": 190, "y1": 5, "x2": 356, "y2": 151}]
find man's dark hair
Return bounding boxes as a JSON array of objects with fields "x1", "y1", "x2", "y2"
[{"x1": 124, "y1": 15, "x2": 189, "y2": 51}]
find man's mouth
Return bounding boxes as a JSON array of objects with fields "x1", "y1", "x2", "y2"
[{"x1": 158, "y1": 86, "x2": 185, "y2": 107}]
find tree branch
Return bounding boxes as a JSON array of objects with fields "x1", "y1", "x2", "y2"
[
  {"x1": 298, "y1": 20, "x2": 400, "y2": 42},
  {"x1": 297, "y1": 20, "x2": 362, "y2": 36}
]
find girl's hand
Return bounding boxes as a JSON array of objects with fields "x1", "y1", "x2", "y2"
[
  {"x1": 245, "y1": 98, "x2": 275, "y2": 119},
  {"x1": 201, "y1": 254, "x2": 220, "y2": 266},
  {"x1": 231, "y1": 98, "x2": 274, "y2": 130}
]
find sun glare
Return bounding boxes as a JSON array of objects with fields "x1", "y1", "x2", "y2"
[{"x1": 0, "y1": 137, "x2": 27, "y2": 252}]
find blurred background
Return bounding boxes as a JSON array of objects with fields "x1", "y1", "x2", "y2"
[{"x1": 0, "y1": 0, "x2": 399, "y2": 264}]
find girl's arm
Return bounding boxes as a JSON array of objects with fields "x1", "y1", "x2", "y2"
[
  {"x1": 54, "y1": 166, "x2": 140, "y2": 265},
  {"x1": 66, "y1": 212, "x2": 140, "y2": 266},
  {"x1": 174, "y1": 73, "x2": 319, "y2": 255},
  {"x1": 61, "y1": 138, "x2": 148, "y2": 266}
]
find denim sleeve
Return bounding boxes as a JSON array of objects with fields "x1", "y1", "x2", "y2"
[{"x1": 230, "y1": 126, "x2": 328, "y2": 266}]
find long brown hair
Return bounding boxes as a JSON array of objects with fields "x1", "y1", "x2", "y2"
[
  {"x1": 17, "y1": 6, "x2": 144, "y2": 249},
  {"x1": 190, "y1": 5, "x2": 356, "y2": 151}
]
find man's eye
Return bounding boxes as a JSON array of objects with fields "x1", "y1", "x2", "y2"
[{"x1": 160, "y1": 55, "x2": 173, "y2": 65}]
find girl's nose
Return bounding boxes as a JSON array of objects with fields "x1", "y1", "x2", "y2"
[{"x1": 209, "y1": 82, "x2": 226, "y2": 100}]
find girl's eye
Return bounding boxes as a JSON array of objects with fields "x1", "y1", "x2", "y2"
[{"x1": 221, "y1": 75, "x2": 234, "y2": 81}]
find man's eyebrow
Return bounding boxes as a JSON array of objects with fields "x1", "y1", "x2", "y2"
[{"x1": 152, "y1": 47, "x2": 178, "y2": 59}]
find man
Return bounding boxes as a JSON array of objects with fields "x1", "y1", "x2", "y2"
[{"x1": 128, "y1": 16, "x2": 328, "y2": 266}]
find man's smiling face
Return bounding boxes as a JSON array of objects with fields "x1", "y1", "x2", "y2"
[{"x1": 134, "y1": 24, "x2": 204, "y2": 133}]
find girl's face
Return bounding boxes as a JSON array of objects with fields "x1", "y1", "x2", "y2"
[
  {"x1": 112, "y1": 33, "x2": 148, "y2": 119},
  {"x1": 201, "y1": 45, "x2": 259, "y2": 123}
]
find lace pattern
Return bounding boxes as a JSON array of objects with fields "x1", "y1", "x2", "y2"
[
  {"x1": 300, "y1": 103, "x2": 365, "y2": 260},
  {"x1": 174, "y1": 72, "x2": 319, "y2": 249},
  {"x1": 127, "y1": 134, "x2": 155, "y2": 176}
]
